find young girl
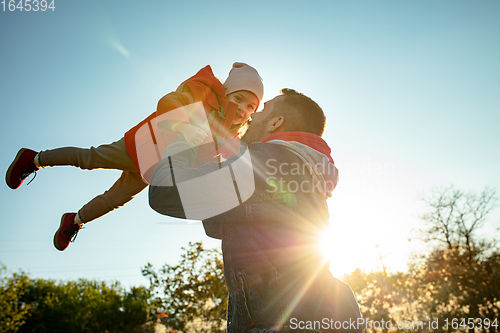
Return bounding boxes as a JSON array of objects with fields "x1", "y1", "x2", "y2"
[{"x1": 6, "y1": 62, "x2": 264, "y2": 251}]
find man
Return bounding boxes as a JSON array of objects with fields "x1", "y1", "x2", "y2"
[{"x1": 149, "y1": 89, "x2": 361, "y2": 332}]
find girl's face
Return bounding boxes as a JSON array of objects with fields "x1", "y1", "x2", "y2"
[{"x1": 227, "y1": 90, "x2": 260, "y2": 124}]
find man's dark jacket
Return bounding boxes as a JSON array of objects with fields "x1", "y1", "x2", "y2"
[{"x1": 149, "y1": 132, "x2": 362, "y2": 332}]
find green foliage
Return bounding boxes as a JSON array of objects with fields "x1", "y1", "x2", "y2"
[
  {"x1": 0, "y1": 271, "x2": 152, "y2": 333},
  {"x1": 410, "y1": 246, "x2": 500, "y2": 332},
  {"x1": 18, "y1": 279, "x2": 151, "y2": 333},
  {"x1": 344, "y1": 269, "x2": 415, "y2": 328},
  {"x1": 142, "y1": 241, "x2": 227, "y2": 332},
  {"x1": 0, "y1": 264, "x2": 31, "y2": 333}
]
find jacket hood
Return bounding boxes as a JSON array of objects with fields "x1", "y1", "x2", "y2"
[
  {"x1": 178, "y1": 65, "x2": 226, "y2": 97},
  {"x1": 262, "y1": 132, "x2": 339, "y2": 197}
]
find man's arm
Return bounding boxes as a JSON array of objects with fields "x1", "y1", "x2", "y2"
[
  {"x1": 148, "y1": 139, "x2": 195, "y2": 218},
  {"x1": 149, "y1": 139, "x2": 252, "y2": 220}
]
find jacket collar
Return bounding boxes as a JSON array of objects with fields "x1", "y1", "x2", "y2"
[{"x1": 262, "y1": 132, "x2": 334, "y2": 164}]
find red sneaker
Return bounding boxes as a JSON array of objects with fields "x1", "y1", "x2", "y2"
[
  {"x1": 6, "y1": 148, "x2": 39, "y2": 189},
  {"x1": 54, "y1": 213, "x2": 83, "y2": 251}
]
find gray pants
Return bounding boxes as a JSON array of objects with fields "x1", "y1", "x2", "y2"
[{"x1": 38, "y1": 138, "x2": 147, "y2": 223}]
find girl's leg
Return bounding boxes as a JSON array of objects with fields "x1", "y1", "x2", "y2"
[
  {"x1": 10, "y1": 137, "x2": 149, "y2": 250},
  {"x1": 38, "y1": 138, "x2": 137, "y2": 172},
  {"x1": 53, "y1": 170, "x2": 147, "y2": 251},
  {"x1": 5, "y1": 138, "x2": 137, "y2": 190},
  {"x1": 77, "y1": 171, "x2": 148, "y2": 223}
]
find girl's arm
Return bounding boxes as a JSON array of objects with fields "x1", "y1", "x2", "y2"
[{"x1": 157, "y1": 120, "x2": 208, "y2": 147}]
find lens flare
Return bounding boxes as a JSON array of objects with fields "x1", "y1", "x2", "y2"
[
  {"x1": 318, "y1": 224, "x2": 336, "y2": 262},
  {"x1": 103, "y1": 32, "x2": 130, "y2": 58}
]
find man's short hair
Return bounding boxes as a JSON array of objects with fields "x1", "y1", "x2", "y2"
[{"x1": 272, "y1": 88, "x2": 326, "y2": 136}]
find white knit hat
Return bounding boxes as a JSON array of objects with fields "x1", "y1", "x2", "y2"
[{"x1": 223, "y1": 62, "x2": 264, "y2": 104}]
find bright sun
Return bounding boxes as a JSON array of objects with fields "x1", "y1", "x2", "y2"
[
  {"x1": 316, "y1": 223, "x2": 362, "y2": 278},
  {"x1": 318, "y1": 224, "x2": 336, "y2": 262}
]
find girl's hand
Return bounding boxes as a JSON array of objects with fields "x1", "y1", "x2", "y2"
[{"x1": 177, "y1": 123, "x2": 209, "y2": 147}]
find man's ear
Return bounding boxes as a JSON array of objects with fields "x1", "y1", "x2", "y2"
[{"x1": 266, "y1": 116, "x2": 284, "y2": 133}]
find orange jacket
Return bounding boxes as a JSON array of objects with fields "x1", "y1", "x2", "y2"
[{"x1": 124, "y1": 65, "x2": 239, "y2": 182}]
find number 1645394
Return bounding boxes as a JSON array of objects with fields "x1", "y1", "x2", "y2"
[{"x1": 1, "y1": 0, "x2": 55, "y2": 11}]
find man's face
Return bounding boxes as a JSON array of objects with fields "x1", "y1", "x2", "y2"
[{"x1": 241, "y1": 96, "x2": 282, "y2": 144}]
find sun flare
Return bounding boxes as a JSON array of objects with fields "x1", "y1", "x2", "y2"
[
  {"x1": 318, "y1": 224, "x2": 336, "y2": 263},
  {"x1": 316, "y1": 222, "x2": 364, "y2": 278}
]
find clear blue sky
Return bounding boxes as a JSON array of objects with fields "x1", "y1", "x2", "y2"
[{"x1": 1, "y1": 0, "x2": 499, "y2": 288}]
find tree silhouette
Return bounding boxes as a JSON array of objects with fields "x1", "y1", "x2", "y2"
[
  {"x1": 345, "y1": 186, "x2": 499, "y2": 333},
  {"x1": 412, "y1": 186, "x2": 499, "y2": 332}
]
